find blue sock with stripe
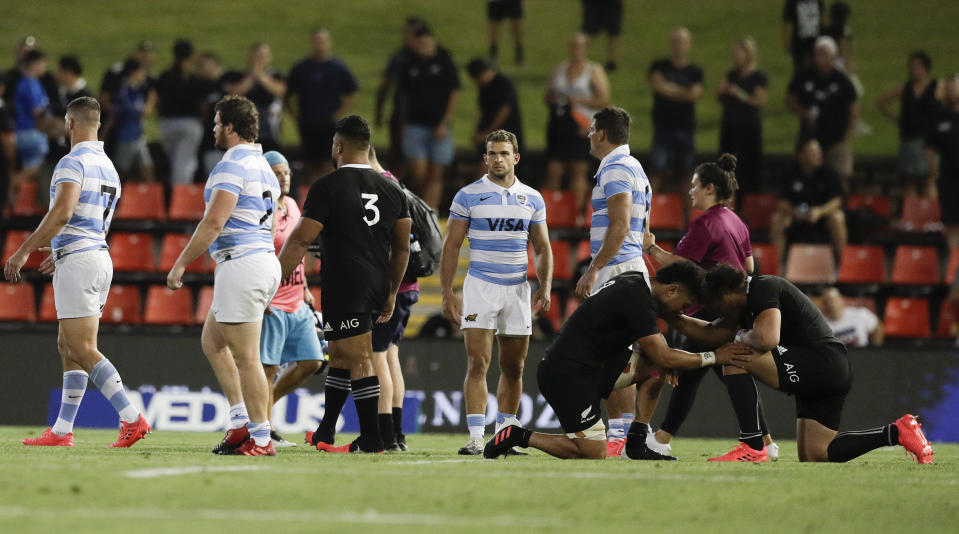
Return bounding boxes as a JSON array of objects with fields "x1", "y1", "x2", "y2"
[
  {"x1": 495, "y1": 411, "x2": 517, "y2": 432},
  {"x1": 52, "y1": 371, "x2": 88, "y2": 436},
  {"x1": 247, "y1": 421, "x2": 271, "y2": 447},
  {"x1": 467, "y1": 414, "x2": 486, "y2": 441},
  {"x1": 90, "y1": 359, "x2": 139, "y2": 424},
  {"x1": 229, "y1": 403, "x2": 250, "y2": 429}
]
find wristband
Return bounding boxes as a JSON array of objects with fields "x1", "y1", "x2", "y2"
[
  {"x1": 645, "y1": 244, "x2": 655, "y2": 255},
  {"x1": 699, "y1": 351, "x2": 716, "y2": 367},
  {"x1": 734, "y1": 329, "x2": 748, "y2": 343}
]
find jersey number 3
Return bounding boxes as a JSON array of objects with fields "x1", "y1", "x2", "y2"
[{"x1": 361, "y1": 193, "x2": 380, "y2": 226}]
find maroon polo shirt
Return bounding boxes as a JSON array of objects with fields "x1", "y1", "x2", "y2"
[{"x1": 675, "y1": 205, "x2": 752, "y2": 270}]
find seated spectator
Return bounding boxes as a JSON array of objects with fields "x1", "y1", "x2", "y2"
[
  {"x1": 225, "y1": 42, "x2": 286, "y2": 152},
  {"x1": 13, "y1": 49, "x2": 52, "y2": 188},
  {"x1": 770, "y1": 139, "x2": 847, "y2": 262},
  {"x1": 814, "y1": 286, "x2": 883, "y2": 347},
  {"x1": 466, "y1": 57, "x2": 523, "y2": 158},
  {"x1": 925, "y1": 73, "x2": 959, "y2": 249},
  {"x1": 113, "y1": 58, "x2": 156, "y2": 182},
  {"x1": 155, "y1": 39, "x2": 205, "y2": 185}
]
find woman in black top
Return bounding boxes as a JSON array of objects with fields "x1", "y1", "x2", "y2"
[
  {"x1": 717, "y1": 37, "x2": 767, "y2": 197},
  {"x1": 877, "y1": 51, "x2": 941, "y2": 195}
]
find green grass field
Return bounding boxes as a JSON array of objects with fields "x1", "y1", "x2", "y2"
[
  {"x1": 2, "y1": 0, "x2": 959, "y2": 155},
  {"x1": 1, "y1": 427, "x2": 956, "y2": 533}
]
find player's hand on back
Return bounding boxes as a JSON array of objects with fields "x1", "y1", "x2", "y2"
[
  {"x1": 714, "y1": 342, "x2": 755, "y2": 367},
  {"x1": 442, "y1": 291, "x2": 462, "y2": 323},
  {"x1": 532, "y1": 286, "x2": 551, "y2": 317}
]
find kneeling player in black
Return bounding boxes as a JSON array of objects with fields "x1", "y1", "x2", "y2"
[
  {"x1": 278, "y1": 115, "x2": 411, "y2": 453},
  {"x1": 484, "y1": 262, "x2": 751, "y2": 460},
  {"x1": 672, "y1": 265, "x2": 933, "y2": 463}
]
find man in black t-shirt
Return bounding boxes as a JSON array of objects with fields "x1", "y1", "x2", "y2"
[
  {"x1": 466, "y1": 58, "x2": 523, "y2": 157},
  {"x1": 672, "y1": 265, "x2": 934, "y2": 464},
  {"x1": 925, "y1": 74, "x2": 959, "y2": 248},
  {"x1": 769, "y1": 139, "x2": 847, "y2": 261},
  {"x1": 782, "y1": 0, "x2": 824, "y2": 71},
  {"x1": 647, "y1": 27, "x2": 703, "y2": 191},
  {"x1": 278, "y1": 115, "x2": 411, "y2": 454},
  {"x1": 224, "y1": 43, "x2": 286, "y2": 152},
  {"x1": 374, "y1": 17, "x2": 426, "y2": 169},
  {"x1": 484, "y1": 262, "x2": 749, "y2": 460}
]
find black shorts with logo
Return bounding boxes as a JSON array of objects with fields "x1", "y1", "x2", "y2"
[
  {"x1": 488, "y1": 0, "x2": 523, "y2": 21},
  {"x1": 772, "y1": 343, "x2": 852, "y2": 431},
  {"x1": 322, "y1": 311, "x2": 375, "y2": 341},
  {"x1": 537, "y1": 351, "x2": 626, "y2": 434}
]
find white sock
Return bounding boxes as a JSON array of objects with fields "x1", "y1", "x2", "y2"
[
  {"x1": 247, "y1": 421, "x2": 271, "y2": 447},
  {"x1": 608, "y1": 418, "x2": 626, "y2": 439},
  {"x1": 230, "y1": 403, "x2": 250, "y2": 429},
  {"x1": 466, "y1": 413, "x2": 485, "y2": 441}
]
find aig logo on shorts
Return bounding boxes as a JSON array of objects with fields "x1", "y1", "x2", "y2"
[{"x1": 327, "y1": 318, "x2": 361, "y2": 331}]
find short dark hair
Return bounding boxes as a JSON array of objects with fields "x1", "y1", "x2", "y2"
[
  {"x1": 66, "y1": 96, "x2": 101, "y2": 123},
  {"x1": 173, "y1": 39, "x2": 194, "y2": 62},
  {"x1": 909, "y1": 50, "x2": 932, "y2": 71},
  {"x1": 59, "y1": 56, "x2": 82, "y2": 75},
  {"x1": 693, "y1": 153, "x2": 739, "y2": 205},
  {"x1": 466, "y1": 57, "x2": 492, "y2": 78},
  {"x1": 215, "y1": 95, "x2": 259, "y2": 142},
  {"x1": 334, "y1": 115, "x2": 371, "y2": 148},
  {"x1": 413, "y1": 24, "x2": 433, "y2": 37},
  {"x1": 592, "y1": 107, "x2": 631, "y2": 145},
  {"x1": 486, "y1": 129, "x2": 519, "y2": 154},
  {"x1": 656, "y1": 261, "x2": 707, "y2": 304},
  {"x1": 703, "y1": 264, "x2": 748, "y2": 306},
  {"x1": 23, "y1": 49, "x2": 45, "y2": 66},
  {"x1": 120, "y1": 58, "x2": 142, "y2": 78}
]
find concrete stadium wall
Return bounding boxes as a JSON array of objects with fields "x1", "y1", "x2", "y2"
[{"x1": 2, "y1": 332, "x2": 957, "y2": 442}]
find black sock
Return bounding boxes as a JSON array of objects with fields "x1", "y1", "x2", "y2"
[
  {"x1": 392, "y1": 407, "x2": 404, "y2": 438},
  {"x1": 722, "y1": 373, "x2": 765, "y2": 451},
  {"x1": 489, "y1": 43, "x2": 498, "y2": 58},
  {"x1": 352, "y1": 376, "x2": 382, "y2": 451},
  {"x1": 827, "y1": 424, "x2": 899, "y2": 463},
  {"x1": 378, "y1": 413, "x2": 395, "y2": 446},
  {"x1": 660, "y1": 367, "x2": 709, "y2": 435},
  {"x1": 314, "y1": 367, "x2": 350, "y2": 444},
  {"x1": 626, "y1": 421, "x2": 649, "y2": 442},
  {"x1": 758, "y1": 396, "x2": 770, "y2": 437}
]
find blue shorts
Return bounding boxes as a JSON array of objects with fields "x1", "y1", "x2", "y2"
[
  {"x1": 402, "y1": 123, "x2": 454, "y2": 165},
  {"x1": 16, "y1": 129, "x2": 49, "y2": 169},
  {"x1": 648, "y1": 127, "x2": 695, "y2": 176},
  {"x1": 372, "y1": 291, "x2": 419, "y2": 352},
  {"x1": 260, "y1": 303, "x2": 325, "y2": 366}
]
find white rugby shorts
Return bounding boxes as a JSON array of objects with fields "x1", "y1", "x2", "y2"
[
  {"x1": 460, "y1": 275, "x2": 532, "y2": 336},
  {"x1": 53, "y1": 248, "x2": 112, "y2": 319},
  {"x1": 211, "y1": 252, "x2": 281, "y2": 323},
  {"x1": 590, "y1": 256, "x2": 649, "y2": 294}
]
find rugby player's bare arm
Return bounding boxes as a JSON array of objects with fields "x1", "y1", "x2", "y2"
[
  {"x1": 738, "y1": 308, "x2": 781, "y2": 352},
  {"x1": 278, "y1": 217, "x2": 323, "y2": 280},
  {"x1": 666, "y1": 313, "x2": 737, "y2": 348},
  {"x1": 3, "y1": 182, "x2": 81, "y2": 282},
  {"x1": 439, "y1": 218, "x2": 468, "y2": 322},
  {"x1": 386, "y1": 217, "x2": 412, "y2": 298},
  {"x1": 175, "y1": 189, "x2": 237, "y2": 267},
  {"x1": 528, "y1": 221, "x2": 553, "y2": 314},
  {"x1": 636, "y1": 332, "x2": 749, "y2": 370}
]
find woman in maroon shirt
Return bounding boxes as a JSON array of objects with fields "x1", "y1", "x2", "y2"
[{"x1": 641, "y1": 154, "x2": 778, "y2": 460}]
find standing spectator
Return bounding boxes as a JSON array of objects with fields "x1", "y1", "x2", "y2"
[
  {"x1": 196, "y1": 52, "x2": 228, "y2": 175},
  {"x1": 782, "y1": 0, "x2": 824, "y2": 72},
  {"x1": 467, "y1": 57, "x2": 523, "y2": 157},
  {"x1": 487, "y1": 0, "x2": 524, "y2": 66},
  {"x1": 786, "y1": 36, "x2": 858, "y2": 186},
  {"x1": 4, "y1": 36, "x2": 59, "y2": 111},
  {"x1": 0, "y1": 75, "x2": 15, "y2": 211},
  {"x1": 718, "y1": 37, "x2": 768, "y2": 197},
  {"x1": 225, "y1": 43, "x2": 286, "y2": 152},
  {"x1": 769, "y1": 139, "x2": 847, "y2": 262},
  {"x1": 155, "y1": 39, "x2": 205, "y2": 185},
  {"x1": 581, "y1": 0, "x2": 624, "y2": 72},
  {"x1": 54, "y1": 56, "x2": 92, "y2": 116},
  {"x1": 113, "y1": 59, "x2": 156, "y2": 182},
  {"x1": 815, "y1": 287, "x2": 883, "y2": 347},
  {"x1": 647, "y1": 27, "x2": 703, "y2": 193},
  {"x1": 13, "y1": 50, "x2": 52, "y2": 189},
  {"x1": 877, "y1": 51, "x2": 939, "y2": 196},
  {"x1": 99, "y1": 41, "x2": 156, "y2": 149},
  {"x1": 375, "y1": 17, "x2": 426, "y2": 170},
  {"x1": 543, "y1": 33, "x2": 610, "y2": 217},
  {"x1": 397, "y1": 24, "x2": 460, "y2": 209},
  {"x1": 288, "y1": 28, "x2": 359, "y2": 184},
  {"x1": 925, "y1": 74, "x2": 959, "y2": 249}
]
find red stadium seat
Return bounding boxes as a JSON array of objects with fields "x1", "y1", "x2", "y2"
[
  {"x1": 688, "y1": 208, "x2": 703, "y2": 223},
  {"x1": 846, "y1": 194, "x2": 891, "y2": 219},
  {"x1": 542, "y1": 189, "x2": 578, "y2": 229},
  {"x1": 751, "y1": 243, "x2": 780, "y2": 276},
  {"x1": 883, "y1": 297, "x2": 930, "y2": 338},
  {"x1": 0, "y1": 283, "x2": 36, "y2": 322},
  {"x1": 38, "y1": 284, "x2": 57, "y2": 322},
  {"x1": 936, "y1": 300, "x2": 959, "y2": 339},
  {"x1": 564, "y1": 297, "x2": 581, "y2": 322},
  {"x1": 3, "y1": 230, "x2": 45, "y2": 270},
  {"x1": 899, "y1": 197, "x2": 941, "y2": 231},
  {"x1": 144, "y1": 285, "x2": 194, "y2": 325},
  {"x1": 837, "y1": 245, "x2": 886, "y2": 284},
  {"x1": 168, "y1": 184, "x2": 206, "y2": 221},
  {"x1": 843, "y1": 296, "x2": 876, "y2": 313},
  {"x1": 784, "y1": 244, "x2": 835, "y2": 283},
  {"x1": 102, "y1": 285, "x2": 142, "y2": 324},
  {"x1": 575, "y1": 240, "x2": 591, "y2": 264},
  {"x1": 741, "y1": 193, "x2": 778, "y2": 231},
  {"x1": 114, "y1": 183, "x2": 166, "y2": 220},
  {"x1": 945, "y1": 249, "x2": 959, "y2": 285},
  {"x1": 649, "y1": 193, "x2": 684, "y2": 230},
  {"x1": 890, "y1": 246, "x2": 940, "y2": 285},
  {"x1": 194, "y1": 286, "x2": 214, "y2": 324},
  {"x1": 309, "y1": 286, "x2": 322, "y2": 312},
  {"x1": 109, "y1": 233, "x2": 155, "y2": 272},
  {"x1": 541, "y1": 291, "x2": 562, "y2": 332},
  {"x1": 11, "y1": 181, "x2": 44, "y2": 217},
  {"x1": 551, "y1": 240, "x2": 572, "y2": 281},
  {"x1": 158, "y1": 233, "x2": 210, "y2": 273},
  {"x1": 583, "y1": 200, "x2": 593, "y2": 228}
]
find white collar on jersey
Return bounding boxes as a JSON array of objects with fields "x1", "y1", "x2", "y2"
[
  {"x1": 71, "y1": 140, "x2": 105, "y2": 152},
  {"x1": 222, "y1": 143, "x2": 262, "y2": 157},
  {"x1": 595, "y1": 144, "x2": 632, "y2": 176},
  {"x1": 340, "y1": 164, "x2": 373, "y2": 169},
  {"x1": 481, "y1": 174, "x2": 522, "y2": 195}
]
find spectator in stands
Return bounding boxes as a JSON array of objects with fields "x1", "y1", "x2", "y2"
[
  {"x1": 925, "y1": 73, "x2": 959, "y2": 249},
  {"x1": 786, "y1": 36, "x2": 858, "y2": 187},
  {"x1": 647, "y1": 27, "x2": 703, "y2": 193},
  {"x1": 718, "y1": 37, "x2": 767, "y2": 197},
  {"x1": 4, "y1": 36, "x2": 59, "y2": 112},
  {"x1": 99, "y1": 41, "x2": 156, "y2": 148},
  {"x1": 487, "y1": 0, "x2": 524, "y2": 66},
  {"x1": 543, "y1": 33, "x2": 609, "y2": 217},
  {"x1": 467, "y1": 57, "x2": 523, "y2": 159},
  {"x1": 55, "y1": 56, "x2": 92, "y2": 116},
  {"x1": 13, "y1": 50, "x2": 52, "y2": 189},
  {"x1": 375, "y1": 17, "x2": 427, "y2": 170},
  {"x1": 814, "y1": 286, "x2": 883, "y2": 347},
  {"x1": 581, "y1": 0, "x2": 624, "y2": 72},
  {"x1": 877, "y1": 51, "x2": 939, "y2": 196},
  {"x1": 397, "y1": 24, "x2": 460, "y2": 209},
  {"x1": 155, "y1": 39, "x2": 205, "y2": 185},
  {"x1": 196, "y1": 52, "x2": 228, "y2": 175},
  {"x1": 288, "y1": 28, "x2": 358, "y2": 184},
  {"x1": 782, "y1": 0, "x2": 824, "y2": 72},
  {"x1": 0, "y1": 74, "x2": 15, "y2": 211},
  {"x1": 113, "y1": 58, "x2": 156, "y2": 182},
  {"x1": 770, "y1": 139, "x2": 847, "y2": 262},
  {"x1": 225, "y1": 43, "x2": 286, "y2": 152}
]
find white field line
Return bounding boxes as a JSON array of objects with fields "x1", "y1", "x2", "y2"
[{"x1": 124, "y1": 465, "x2": 266, "y2": 478}]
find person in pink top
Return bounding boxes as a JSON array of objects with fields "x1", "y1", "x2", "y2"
[
  {"x1": 639, "y1": 154, "x2": 779, "y2": 460},
  {"x1": 260, "y1": 150, "x2": 326, "y2": 447}
]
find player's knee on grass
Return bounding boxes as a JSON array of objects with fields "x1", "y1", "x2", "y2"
[{"x1": 567, "y1": 421, "x2": 608, "y2": 459}]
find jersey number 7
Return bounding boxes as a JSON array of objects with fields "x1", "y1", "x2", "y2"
[{"x1": 100, "y1": 185, "x2": 117, "y2": 230}]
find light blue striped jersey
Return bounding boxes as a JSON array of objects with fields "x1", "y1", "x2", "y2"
[
  {"x1": 50, "y1": 141, "x2": 121, "y2": 260},
  {"x1": 590, "y1": 144, "x2": 651, "y2": 267},
  {"x1": 449, "y1": 175, "x2": 546, "y2": 285},
  {"x1": 205, "y1": 143, "x2": 281, "y2": 264}
]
